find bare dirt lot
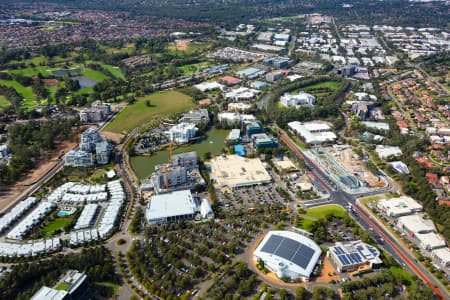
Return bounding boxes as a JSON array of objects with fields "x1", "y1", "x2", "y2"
[
  {"x1": 175, "y1": 39, "x2": 191, "y2": 51},
  {"x1": 101, "y1": 131, "x2": 124, "y2": 144}
]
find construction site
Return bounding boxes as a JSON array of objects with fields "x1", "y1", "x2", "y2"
[{"x1": 321, "y1": 146, "x2": 384, "y2": 189}]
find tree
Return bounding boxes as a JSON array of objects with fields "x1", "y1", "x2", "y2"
[
  {"x1": 145, "y1": 100, "x2": 151, "y2": 107},
  {"x1": 296, "y1": 286, "x2": 308, "y2": 300}
]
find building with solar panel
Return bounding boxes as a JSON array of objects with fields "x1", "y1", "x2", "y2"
[
  {"x1": 328, "y1": 240, "x2": 382, "y2": 273},
  {"x1": 253, "y1": 231, "x2": 322, "y2": 281}
]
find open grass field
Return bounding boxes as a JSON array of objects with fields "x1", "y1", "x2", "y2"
[
  {"x1": 177, "y1": 61, "x2": 212, "y2": 75},
  {"x1": 0, "y1": 95, "x2": 9, "y2": 107},
  {"x1": 105, "y1": 91, "x2": 196, "y2": 133},
  {"x1": 304, "y1": 81, "x2": 340, "y2": 90},
  {"x1": 0, "y1": 80, "x2": 37, "y2": 107},
  {"x1": 41, "y1": 218, "x2": 71, "y2": 237},
  {"x1": 81, "y1": 69, "x2": 109, "y2": 82},
  {"x1": 300, "y1": 204, "x2": 347, "y2": 230}
]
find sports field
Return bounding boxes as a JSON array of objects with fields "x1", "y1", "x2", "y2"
[{"x1": 105, "y1": 91, "x2": 196, "y2": 133}]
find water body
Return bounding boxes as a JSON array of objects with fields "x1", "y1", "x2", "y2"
[
  {"x1": 130, "y1": 128, "x2": 230, "y2": 179},
  {"x1": 52, "y1": 69, "x2": 82, "y2": 76},
  {"x1": 72, "y1": 76, "x2": 98, "y2": 88}
]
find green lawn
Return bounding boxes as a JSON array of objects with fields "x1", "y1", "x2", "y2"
[
  {"x1": 391, "y1": 266, "x2": 412, "y2": 285},
  {"x1": 81, "y1": 69, "x2": 109, "y2": 82},
  {"x1": 55, "y1": 283, "x2": 70, "y2": 291},
  {"x1": 94, "y1": 281, "x2": 120, "y2": 297},
  {"x1": 0, "y1": 80, "x2": 37, "y2": 107},
  {"x1": 304, "y1": 81, "x2": 340, "y2": 90},
  {"x1": 101, "y1": 64, "x2": 125, "y2": 80},
  {"x1": 305, "y1": 204, "x2": 346, "y2": 219},
  {"x1": 41, "y1": 218, "x2": 71, "y2": 237},
  {"x1": 0, "y1": 95, "x2": 9, "y2": 107},
  {"x1": 105, "y1": 91, "x2": 196, "y2": 133},
  {"x1": 177, "y1": 61, "x2": 212, "y2": 76}
]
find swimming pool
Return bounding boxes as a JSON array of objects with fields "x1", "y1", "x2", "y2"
[{"x1": 57, "y1": 211, "x2": 69, "y2": 216}]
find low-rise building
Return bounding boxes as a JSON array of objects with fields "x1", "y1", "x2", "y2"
[
  {"x1": 218, "y1": 112, "x2": 256, "y2": 124},
  {"x1": 236, "y1": 67, "x2": 266, "y2": 79},
  {"x1": 377, "y1": 196, "x2": 422, "y2": 217},
  {"x1": 388, "y1": 161, "x2": 410, "y2": 174},
  {"x1": 266, "y1": 70, "x2": 285, "y2": 82},
  {"x1": 263, "y1": 56, "x2": 291, "y2": 68},
  {"x1": 194, "y1": 81, "x2": 224, "y2": 92},
  {"x1": 288, "y1": 121, "x2": 336, "y2": 144},
  {"x1": 251, "y1": 133, "x2": 277, "y2": 150},
  {"x1": 328, "y1": 240, "x2": 382, "y2": 273},
  {"x1": 280, "y1": 92, "x2": 316, "y2": 108},
  {"x1": 375, "y1": 145, "x2": 402, "y2": 160},
  {"x1": 146, "y1": 190, "x2": 213, "y2": 224},
  {"x1": 228, "y1": 102, "x2": 251, "y2": 111},
  {"x1": 180, "y1": 109, "x2": 210, "y2": 125},
  {"x1": 0, "y1": 144, "x2": 10, "y2": 159},
  {"x1": 431, "y1": 248, "x2": 450, "y2": 267}
]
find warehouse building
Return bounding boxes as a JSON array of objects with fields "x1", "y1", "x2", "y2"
[
  {"x1": 431, "y1": 248, "x2": 450, "y2": 267},
  {"x1": 288, "y1": 121, "x2": 336, "y2": 144},
  {"x1": 376, "y1": 196, "x2": 422, "y2": 217},
  {"x1": 397, "y1": 214, "x2": 446, "y2": 250},
  {"x1": 209, "y1": 155, "x2": 272, "y2": 189},
  {"x1": 146, "y1": 190, "x2": 213, "y2": 224},
  {"x1": 253, "y1": 231, "x2": 321, "y2": 281},
  {"x1": 328, "y1": 241, "x2": 382, "y2": 273}
]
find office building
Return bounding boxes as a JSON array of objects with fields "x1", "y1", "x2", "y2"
[
  {"x1": 252, "y1": 133, "x2": 277, "y2": 150},
  {"x1": 263, "y1": 56, "x2": 291, "y2": 68},
  {"x1": 288, "y1": 121, "x2": 336, "y2": 144},
  {"x1": 375, "y1": 145, "x2": 402, "y2": 160},
  {"x1": 165, "y1": 123, "x2": 198, "y2": 144},
  {"x1": 328, "y1": 241, "x2": 382, "y2": 273},
  {"x1": 280, "y1": 92, "x2": 316, "y2": 108},
  {"x1": 180, "y1": 109, "x2": 210, "y2": 125},
  {"x1": 377, "y1": 196, "x2": 422, "y2": 217}
]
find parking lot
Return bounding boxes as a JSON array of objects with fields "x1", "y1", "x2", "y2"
[{"x1": 218, "y1": 184, "x2": 287, "y2": 209}]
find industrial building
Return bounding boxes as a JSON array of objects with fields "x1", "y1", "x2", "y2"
[
  {"x1": 280, "y1": 92, "x2": 316, "y2": 108},
  {"x1": 328, "y1": 241, "x2": 382, "y2": 273},
  {"x1": 79, "y1": 101, "x2": 111, "y2": 123},
  {"x1": 146, "y1": 190, "x2": 213, "y2": 224},
  {"x1": 209, "y1": 155, "x2": 272, "y2": 189},
  {"x1": 165, "y1": 123, "x2": 198, "y2": 144},
  {"x1": 253, "y1": 231, "x2": 321, "y2": 281},
  {"x1": 375, "y1": 145, "x2": 402, "y2": 160},
  {"x1": 377, "y1": 196, "x2": 422, "y2": 217},
  {"x1": 236, "y1": 67, "x2": 266, "y2": 79},
  {"x1": 288, "y1": 121, "x2": 337, "y2": 144},
  {"x1": 180, "y1": 109, "x2": 210, "y2": 125},
  {"x1": 274, "y1": 33, "x2": 290, "y2": 41}
]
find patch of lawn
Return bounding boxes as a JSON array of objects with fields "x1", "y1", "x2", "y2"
[
  {"x1": 94, "y1": 281, "x2": 120, "y2": 297},
  {"x1": 177, "y1": 61, "x2": 212, "y2": 76},
  {"x1": 105, "y1": 91, "x2": 196, "y2": 133},
  {"x1": 55, "y1": 283, "x2": 70, "y2": 291},
  {"x1": 305, "y1": 204, "x2": 346, "y2": 220},
  {"x1": 0, "y1": 95, "x2": 10, "y2": 107},
  {"x1": 0, "y1": 80, "x2": 37, "y2": 107},
  {"x1": 391, "y1": 266, "x2": 413, "y2": 285},
  {"x1": 41, "y1": 218, "x2": 71, "y2": 237},
  {"x1": 360, "y1": 196, "x2": 381, "y2": 206},
  {"x1": 304, "y1": 81, "x2": 340, "y2": 90},
  {"x1": 82, "y1": 69, "x2": 109, "y2": 82},
  {"x1": 101, "y1": 64, "x2": 125, "y2": 80}
]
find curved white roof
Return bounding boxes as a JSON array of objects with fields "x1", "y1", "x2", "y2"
[{"x1": 254, "y1": 231, "x2": 321, "y2": 279}]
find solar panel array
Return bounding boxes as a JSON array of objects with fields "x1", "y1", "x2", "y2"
[
  {"x1": 333, "y1": 246, "x2": 364, "y2": 266},
  {"x1": 260, "y1": 235, "x2": 316, "y2": 269}
]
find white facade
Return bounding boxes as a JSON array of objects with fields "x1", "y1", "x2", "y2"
[
  {"x1": 375, "y1": 145, "x2": 402, "y2": 159},
  {"x1": 165, "y1": 123, "x2": 198, "y2": 144},
  {"x1": 253, "y1": 231, "x2": 321, "y2": 282},
  {"x1": 218, "y1": 112, "x2": 256, "y2": 124},
  {"x1": 280, "y1": 92, "x2": 316, "y2": 108},
  {"x1": 377, "y1": 196, "x2": 422, "y2": 217},
  {"x1": 432, "y1": 248, "x2": 450, "y2": 267},
  {"x1": 288, "y1": 121, "x2": 336, "y2": 144}
]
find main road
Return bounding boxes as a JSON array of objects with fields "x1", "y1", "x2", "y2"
[{"x1": 278, "y1": 129, "x2": 448, "y2": 299}]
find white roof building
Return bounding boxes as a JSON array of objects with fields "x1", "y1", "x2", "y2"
[
  {"x1": 361, "y1": 121, "x2": 389, "y2": 131},
  {"x1": 218, "y1": 112, "x2": 256, "y2": 124},
  {"x1": 253, "y1": 231, "x2": 321, "y2": 282},
  {"x1": 228, "y1": 102, "x2": 251, "y2": 111},
  {"x1": 375, "y1": 145, "x2": 402, "y2": 160},
  {"x1": 377, "y1": 196, "x2": 422, "y2": 217},
  {"x1": 30, "y1": 286, "x2": 68, "y2": 300},
  {"x1": 165, "y1": 123, "x2": 198, "y2": 144},
  {"x1": 388, "y1": 161, "x2": 410, "y2": 174},
  {"x1": 225, "y1": 87, "x2": 260, "y2": 101},
  {"x1": 288, "y1": 121, "x2": 336, "y2": 144},
  {"x1": 432, "y1": 248, "x2": 450, "y2": 267},
  {"x1": 397, "y1": 214, "x2": 436, "y2": 234},
  {"x1": 280, "y1": 92, "x2": 316, "y2": 108},
  {"x1": 194, "y1": 81, "x2": 225, "y2": 92}
]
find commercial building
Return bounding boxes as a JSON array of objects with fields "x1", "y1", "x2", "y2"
[
  {"x1": 263, "y1": 56, "x2": 291, "y2": 68},
  {"x1": 431, "y1": 248, "x2": 450, "y2": 267},
  {"x1": 243, "y1": 121, "x2": 263, "y2": 138},
  {"x1": 217, "y1": 112, "x2": 256, "y2": 124},
  {"x1": 64, "y1": 150, "x2": 94, "y2": 167},
  {"x1": 165, "y1": 123, "x2": 198, "y2": 144},
  {"x1": 280, "y1": 92, "x2": 316, "y2": 108},
  {"x1": 194, "y1": 81, "x2": 224, "y2": 92},
  {"x1": 251, "y1": 133, "x2": 277, "y2": 150},
  {"x1": 397, "y1": 214, "x2": 446, "y2": 251},
  {"x1": 236, "y1": 67, "x2": 266, "y2": 79},
  {"x1": 361, "y1": 121, "x2": 390, "y2": 131},
  {"x1": 266, "y1": 70, "x2": 285, "y2": 82},
  {"x1": 288, "y1": 121, "x2": 336, "y2": 144},
  {"x1": 209, "y1": 155, "x2": 272, "y2": 189},
  {"x1": 30, "y1": 270, "x2": 89, "y2": 300},
  {"x1": 328, "y1": 240, "x2": 382, "y2": 273},
  {"x1": 377, "y1": 196, "x2": 422, "y2": 217},
  {"x1": 180, "y1": 109, "x2": 210, "y2": 125},
  {"x1": 253, "y1": 231, "x2": 321, "y2": 281},
  {"x1": 225, "y1": 87, "x2": 260, "y2": 101},
  {"x1": 79, "y1": 101, "x2": 111, "y2": 123},
  {"x1": 375, "y1": 145, "x2": 402, "y2": 160},
  {"x1": 273, "y1": 157, "x2": 297, "y2": 173},
  {"x1": 274, "y1": 33, "x2": 290, "y2": 41},
  {"x1": 250, "y1": 81, "x2": 269, "y2": 90},
  {"x1": 146, "y1": 190, "x2": 213, "y2": 224},
  {"x1": 218, "y1": 76, "x2": 242, "y2": 86}
]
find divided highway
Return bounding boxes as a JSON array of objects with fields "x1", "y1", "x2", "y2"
[{"x1": 278, "y1": 130, "x2": 448, "y2": 299}]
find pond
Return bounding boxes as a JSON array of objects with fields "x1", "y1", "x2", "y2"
[
  {"x1": 72, "y1": 76, "x2": 98, "y2": 88},
  {"x1": 52, "y1": 69, "x2": 82, "y2": 76},
  {"x1": 130, "y1": 128, "x2": 230, "y2": 180}
]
